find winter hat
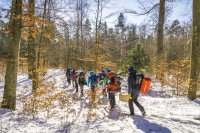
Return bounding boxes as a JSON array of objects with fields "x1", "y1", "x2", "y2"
[
  {"x1": 107, "y1": 69, "x2": 111, "y2": 73},
  {"x1": 80, "y1": 72, "x2": 84, "y2": 76},
  {"x1": 128, "y1": 66, "x2": 135, "y2": 73},
  {"x1": 89, "y1": 71, "x2": 95, "y2": 76}
]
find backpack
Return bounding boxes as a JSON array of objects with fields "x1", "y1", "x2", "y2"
[
  {"x1": 134, "y1": 73, "x2": 144, "y2": 90},
  {"x1": 107, "y1": 79, "x2": 120, "y2": 92},
  {"x1": 72, "y1": 71, "x2": 77, "y2": 81},
  {"x1": 140, "y1": 77, "x2": 152, "y2": 94},
  {"x1": 108, "y1": 71, "x2": 116, "y2": 79},
  {"x1": 79, "y1": 76, "x2": 87, "y2": 85},
  {"x1": 90, "y1": 74, "x2": 98, "y2": 89},
  {"x1": 90, "y1": 74, "x2": 98, "y2": 83},
  {"x1": 99, "y1": 72, "x2": 106, "y2": 80}
]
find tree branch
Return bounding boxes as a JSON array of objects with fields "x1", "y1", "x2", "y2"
[{"x1": 122, "y1": 3, "x2": 160, "y2": 15}]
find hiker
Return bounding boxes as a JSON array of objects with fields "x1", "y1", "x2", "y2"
[
  {"x1": 128, "y1": 66, "x2": 146, "y2": 116},
  {"x1": 99, "y1": 70, "x2": 106, "y2": 81},
  {"x1": 89, "y1": 73, "x2": 99, "y2": 107},
  {"x1": 87, "y1": 71, "x2": 95, "y2": 87},
  {"x1": 78, "y1": 72, "x2": 87, "y2": 97},
  {"x1": 72, "y1": 69, "x2": 78, "y2": 92},
  {"x1": 98, "y1": 70, "x2": 106, "y2": 95},
  {"x1": 102, "y1": 69, "x2": 111, "y2": 96},
  {"x1": 107, "y1": 71, "x2": 120, "y2": 109},
  {"x1": 102, "y1": 75, "x2": 108, "y2": 96},
  {"x1": 66, "y1": 68, "x2": 71, "y2": 86}
]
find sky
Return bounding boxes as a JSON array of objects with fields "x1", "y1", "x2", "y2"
[
  {"x1": 101, "y1": 0, "x2": 192, "y2": 27},
  {"x1": 0, "y1": 0, "x2": 192, "y2": 28}
]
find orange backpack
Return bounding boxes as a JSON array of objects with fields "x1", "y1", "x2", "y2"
[
  {"x1": 107, "y1": 71, "x2": 116, "y2": 79},
  {"x1": 140, "y1": 77, "x2": 152, "y2": 94},
  {"x1": 107, "y1": 80, "x2": 120, "y2": 91}
]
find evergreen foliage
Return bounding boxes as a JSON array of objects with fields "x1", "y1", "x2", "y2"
[{"x1": 126, "y1": 43, "x2": 150, "y2": 70}]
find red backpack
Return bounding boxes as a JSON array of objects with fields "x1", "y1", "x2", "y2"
[{"x1": 72, "y1": 71, "x2": 76, "y2": 81}]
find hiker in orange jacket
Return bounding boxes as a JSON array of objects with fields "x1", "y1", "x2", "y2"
[{"x1": 107, "y1": 71, "x2": 120, "y2": 109}]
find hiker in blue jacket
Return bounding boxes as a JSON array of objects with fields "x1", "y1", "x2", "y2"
[
  {"x1": 87, "y1": 71, "x2": 95, "y2": 87},
  {"x1": 89, "y1": 73, "x2": 99, "y2": 107},
  {"x1": 66, "y1": 68, "x2": 72, "y2": 86},
  {"x1": 128, "y1": 66, "x2": 146, "y2": 116}
]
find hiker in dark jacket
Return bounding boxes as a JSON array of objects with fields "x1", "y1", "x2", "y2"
[
  {"x1": 128, "y1": 66, "x2": 146, "y2": 116},
  {"x1": 66, "y1": 69, "x2": 71, "y2": 86},
  {"x1": 78, "y1": 72, "x2": 87, "y2": 97}
]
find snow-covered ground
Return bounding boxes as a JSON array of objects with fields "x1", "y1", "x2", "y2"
[{"x1": 0, "y1": 69, "x2": 200, "y2": 133}]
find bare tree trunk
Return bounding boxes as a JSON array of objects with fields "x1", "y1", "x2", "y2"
[
  {"x1": 75, "y1": 0, "x2": 80, "y2": 69},
  {"x1": 27, "y1": 0, "x2": 34, "y2": 79},
  {"x1": 38, "y1": 0, "x2": 48, "y2": 74},
  {"x1": 188, "y1": 0, "x2": 200, "y2": 100},
  {"x1": 80, "y1": 0, "x2": 84, "y2": 68},
  {"x1": 27, "y1": 0, "x2": 38, "y2": 92},
  {"x1": 156, "y1": 0, "x2": 165, "y2": 85},
  {"x1": 157, "y1": 0, "x2": 165, "y2": 55},
  {"x1": 94, "y1": 0, "x2": 100, "y2": 73},
  {"x1": 67, "y1": 39, "x2": 71, "y2": 68},
  {"x1": 1, "y1": 0, "x2": 22, "y2": 110},
  {"x1": 63, "y1": 24, "x2": 70, "y2": 68}
]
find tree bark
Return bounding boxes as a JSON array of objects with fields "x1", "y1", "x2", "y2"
[
  {"x1": 157, "y1": 0, "x2": 165, "y2": 55},
  {"x1": 188, "y1": 0, "x2": 200, "y2": 100},
  {"x1": 1, "y1": 0, "x2": 22, "y2": 110},
  {"x1": 75, "y1": 0, "x2": 80, "y2": 69},
  {"x1": 28, "y1": 0, "x2": 37, "y2": 79},
  {"x1": 38, "y1": 0, "x2": 48, "y2": 75},
  {"x1": 156, "y1": 0, "x2": 166, "y2": 85},
  {"x1": 95, "y1": 0, "x2": 100, "y2": 73},
  {"x1": 27, "y1": 0, "x2": 38, "y2": 92}
]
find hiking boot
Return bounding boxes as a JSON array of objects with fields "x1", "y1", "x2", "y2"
[
  {"x1": 142, "y1": 111, "x2": 146, "y2": 116},
  {"x1": 110, "y1": 107, "x2": 115, "y2": 111},
  {"x1": 110, "y1": 105, "x2": 115, "y2": 109},
  {"x1": 130, "y1": 112, "x2": 134, "y2": 115}
]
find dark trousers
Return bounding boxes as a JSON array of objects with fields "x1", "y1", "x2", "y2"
[
  {"x1": 108, "y1": 93, "x2": 116, "y2": 108},
  {"x1": 80, "y1": 85, "x2": 84, "y2": 96},
  {"x1": 75, "y1": 83, "x2": 78, "y2": 93},
  {"x1": 128, "y1": 94, "x2": 144, "y2": 115},
  {"x1": 67, "y1": 77, "x2": 71, "y2": 85}
]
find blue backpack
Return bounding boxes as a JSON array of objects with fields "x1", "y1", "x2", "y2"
[
  {"x1": 90, "y1": 74, "x2": 99, "y2": 89},
  {"x1": 90, "y1": 74, "x2": 98, "y2": 82}
]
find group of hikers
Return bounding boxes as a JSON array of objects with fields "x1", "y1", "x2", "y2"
[{"x1": 66, "y1": 66, "x2": 146, "y2": 116}]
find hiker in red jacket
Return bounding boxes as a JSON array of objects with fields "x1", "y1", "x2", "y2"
[
  {"x1": 72, "y1": 70, "x2": 78, "y2": 92},
  {"x1": 107, "y1": 71, "x2": 120, "y2": 109}
]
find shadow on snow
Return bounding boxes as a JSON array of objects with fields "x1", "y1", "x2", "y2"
[{"x1": 132, "y1": 115, "x2": 171, "y2": 133}]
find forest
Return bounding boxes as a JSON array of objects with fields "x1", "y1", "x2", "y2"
[{"x1": 0, "y1": 0, "x2": 200, "y2": 132}]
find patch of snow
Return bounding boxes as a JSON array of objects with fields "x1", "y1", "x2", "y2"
[{"x1": 0, "y1": 69, "x2": 200, "y2": 133}]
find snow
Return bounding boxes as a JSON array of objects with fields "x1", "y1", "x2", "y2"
[{"x1": 0, "y1": 69, "x2": 200, "y2": 133}]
